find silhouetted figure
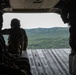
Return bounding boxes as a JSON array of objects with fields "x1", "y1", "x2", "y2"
[
  {"x1": 61, "y1": 0, "x2": 76, "y2": 75},
  {"x1": 1, "y1": 18, "x2": 28, "y2": 57},
  {"x1": 61, "y1": 0, "x2": 76, "y2": 53},
  {"x1": 0, "y1": 1, "x2": 32, "y2": 75},
  {"x1": 0, "y1": 6, "x2": 27, "y2": 75}
]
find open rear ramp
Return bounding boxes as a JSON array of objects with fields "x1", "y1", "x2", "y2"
[{"x1": 22, "y1": 49, "x2": 71, "y2": 75}]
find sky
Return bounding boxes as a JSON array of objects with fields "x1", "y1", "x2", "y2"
[{"x1": 3, "y1": 13, "x2": 68, "y2": 29}]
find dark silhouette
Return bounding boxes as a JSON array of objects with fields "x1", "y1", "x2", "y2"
[
  {"x1": 0, "y1": 7, "x2": 32, "y2": 75},
  {"x1": 61, "y1": 0, "x2": 76, "y2": 75},
  {"x1": 1, "y1": 18, "x2": 28, "y2": 57},
  {"x1": 61, "y1": 0, "x2": 76, "y2": 53},
  {"x1": 0, "y1": 1, "x2": 32, "y2": 75},
  {"x1": 0, "y1": 4, "x2": 28, "y2": 75}
]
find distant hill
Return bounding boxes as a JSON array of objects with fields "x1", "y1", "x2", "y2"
[
  {"x1": 3, "y1": 27, "x2": 70, "y2": 49},
  {"x1": 25, "y1": 27, "x2": 70, "y2": 49}
]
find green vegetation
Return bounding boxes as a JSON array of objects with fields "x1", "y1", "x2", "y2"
[{"x1": 3, "y1": 27, "x2": 70, "y2": 49}]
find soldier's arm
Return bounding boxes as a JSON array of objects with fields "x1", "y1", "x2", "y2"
[
  {"x1": 1, "y1": 29, "x2": 10, "y2": 35},
  {"x1": 23, "y1": 30, "x2": 28, "y2": 50},
  {"x1": 21, "y1": 29, "x2": 28, "y2": 50},
  {"x1": 20, "y1": 29, "x2": 28, "y2": 55}
]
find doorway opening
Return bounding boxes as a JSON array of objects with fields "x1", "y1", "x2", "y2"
[{"x1": 3, "y1": 13, "x2": 69, "y2": 49}]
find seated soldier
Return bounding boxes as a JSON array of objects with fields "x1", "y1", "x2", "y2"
[
  {"x1": 1, "y1": 18, "x2": 28, "y2": 57},
  {"x1": 0, "y1": 10, "x2": 28, "y2": 75},
  {"x1": 0, "y1": 2, "x2": 32, "y2": 75}
]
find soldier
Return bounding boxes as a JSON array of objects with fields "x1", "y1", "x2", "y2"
[
  {"x1": 61, "y1": 0, "x2": 76, "y2": 53},
  {"x1": 1, "y1": 18, "x2": 28, "y2": 57},
  {"x1": 61, "y1": 0, "x2": 76, "y2": 75},
  {"x1": 0, "y1": 5, "x2": 27, "y2": 75},
  {"x1": 0, "y1": 1, "x2": 32, "y2": 75}
]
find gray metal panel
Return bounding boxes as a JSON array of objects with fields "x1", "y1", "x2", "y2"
[
  {"x1": 22, "y1": 49, "x2": 70, "y2": 75},
  {"x1": 9, "y1": 0, "x2": 60, "y2": 10},
  {"x1": 41, "y1": 0, "x2": 60, "y2": 8}
]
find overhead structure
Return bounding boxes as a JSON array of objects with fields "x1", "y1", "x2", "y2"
[{"x1": 1, "y1": 0, "x2": 65, "y2": 13}]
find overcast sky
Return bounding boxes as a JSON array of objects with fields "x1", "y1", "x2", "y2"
[{"x1": 3, "y1": 13, "x2": 68, "y2": 29}]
